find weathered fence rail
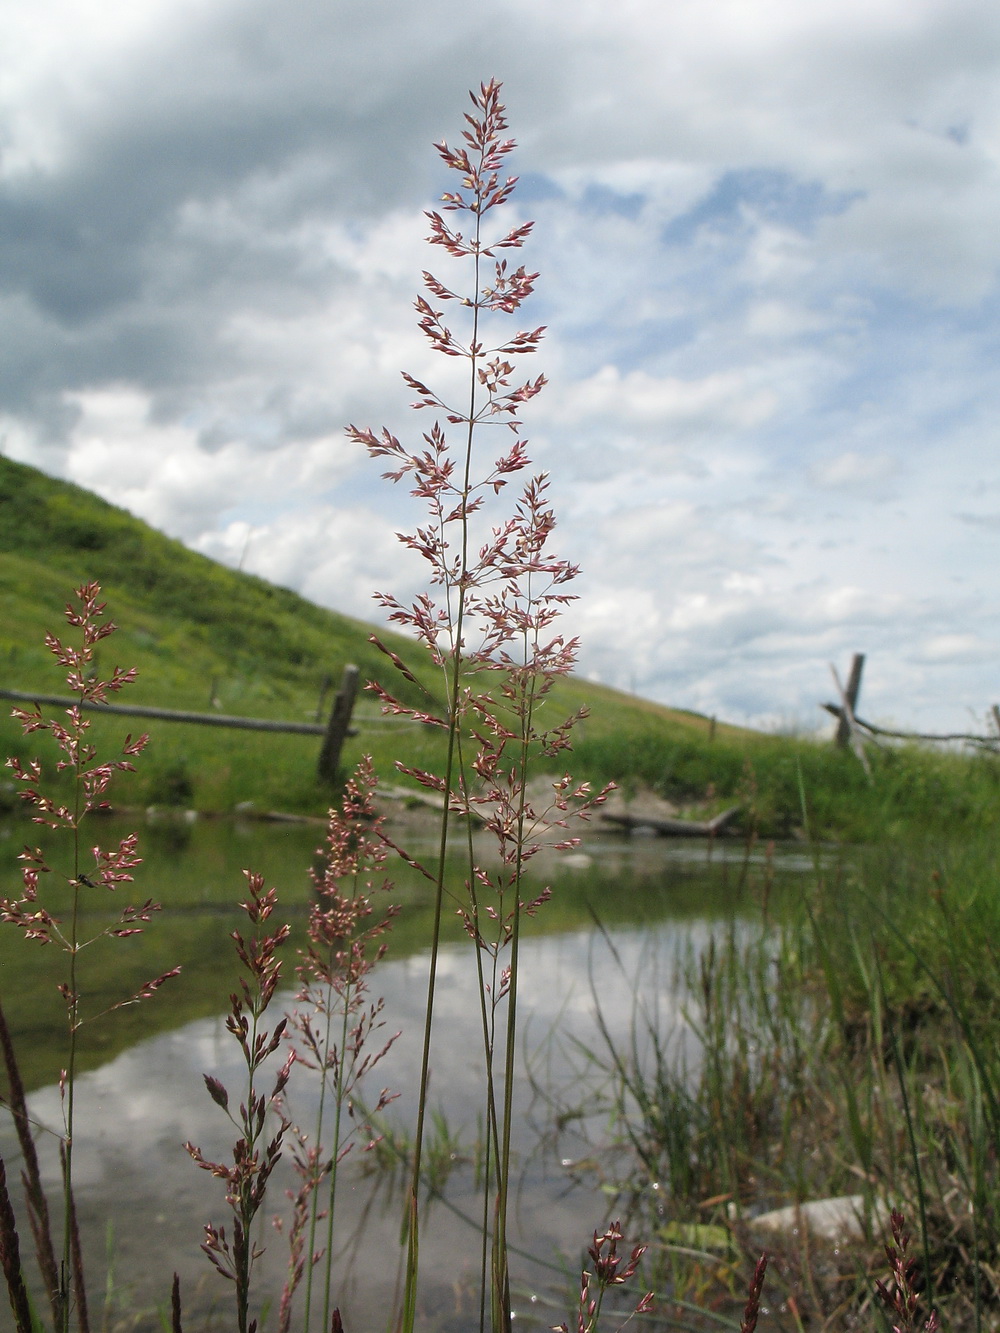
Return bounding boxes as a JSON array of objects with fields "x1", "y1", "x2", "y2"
[
  {"x1": 821, "y1": 702, "x2": 1000, "y2": 750},
  {"x1": 0, "y1": 662, "x2": 362, "y2": 780},
  {"x1": 0, "y1": 688, "x2": 328, "y2": 735},
  {"x1": 601, "y1": 805, "x2": 742, "y2": 838},
  {"x1": 823, "y1": 652, "x2": 1000, "y2": 759}
]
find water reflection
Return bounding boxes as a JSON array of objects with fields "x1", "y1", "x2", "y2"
[{"x1": 0, "y1": 814, "x2": 815, "y2": 1329}]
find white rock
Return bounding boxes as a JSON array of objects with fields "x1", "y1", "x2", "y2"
[{"x1": 749, "y1": 1195, "x2": 889, "y2": 1244}]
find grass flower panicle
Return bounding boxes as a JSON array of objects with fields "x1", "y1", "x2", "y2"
[
  {"x1": 0, "y1": 583, "x2": 178, "y2": 1333},
  {"x1": 553, "y1": 1220, "x2": 653, "y2": 1333},
  {"x1": 739, "y1": 1253, "x2": 768, "y2": 1333},
  {"x1": 185, "y1": 870, "x2": 293, "y2": 1333},
  {"x1": 0, "y1": 90, "x2": 643, "y2": 1333},
  {"x1": 875, "y1": 1210, "x2": 940, "y2": 1333},
  {"x1": 279, "y1": 756, "x2": 400, "y2": 1333},
  {"x1": 348, "y1": 78, "x2": 615, "y2": 1332}
]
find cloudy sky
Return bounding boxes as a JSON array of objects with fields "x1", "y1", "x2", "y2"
[{"x1": 4, "y1": 0, "x2": 1000, "y2": 733}]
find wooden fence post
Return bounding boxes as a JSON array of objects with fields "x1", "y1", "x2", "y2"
[
  {"x1": 314, "y1": 672, "x2": 333, "y2": 724},
  {"x1": 834, "y1": 653, "x2": 865, "y2": 749},
  {"x1": 317, "y1": 665, "x2": 360, "y2": 782}
]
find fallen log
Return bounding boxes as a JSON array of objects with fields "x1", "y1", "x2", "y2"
[{"x1": 600, "y1": 806, "x2": 742, "y2": 838}]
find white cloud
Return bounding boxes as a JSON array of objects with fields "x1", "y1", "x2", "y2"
[
  {"x1": 810, "y1": 450, "x2": 900, "y2": 492},
  {"x1": 195, "y1": 502, "x2": 412, "y2": 621},
  {"x1": 57, "y1": 388, "x2": 354, "y2": 536},
  {"x1": 3, "y1": 0, "x2": 1000, "y2": 731},
  {"x1": 552, "y1": 366, "x2": 778, "y2": 433},
  {"x1": 917, "y1": 632, "x2": 989, "y2": 662}
]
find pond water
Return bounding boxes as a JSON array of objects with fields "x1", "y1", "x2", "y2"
[{"x1": 0, "y1": 811, "x2": 819, "y2": 1331}]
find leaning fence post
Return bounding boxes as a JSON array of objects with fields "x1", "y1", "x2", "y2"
[
  {"x1": 314, "y1": 672, "x2": 333, "y2": 724},
  {"x1": 834, "y1": 653, "x2": 865, "y2": 749},
  {"x1": 317, "y1": 665, "x2": 360, "y2": 782}
]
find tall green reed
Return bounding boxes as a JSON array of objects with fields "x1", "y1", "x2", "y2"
[
  {"x1": 284, "y1": 756, "x2": 399, "y2": 1333},
  {"x1": 0, "y1": 87, "x2": 655, "y2": 1333},
  {"x1": 0, "y1": 583, "x2": 180, "y2": 1333},
  {"x1": 349, "y1": 79, "x2": 611, "y2": 1332},
  {"x1": 574, "y1": 832, "x2": 1000, "y2": 1328}
]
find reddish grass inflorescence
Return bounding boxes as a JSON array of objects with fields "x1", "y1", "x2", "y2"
[
  {"x1": 348, "y1": 77, "x2": 617, "y2": 1333},
  {"x1": 0, "y1": 582, "x2": 179, "y2": 1333},
  {"x1": 875, "y1": 1210, "x2": 939, "y2": 1333},
  {"x1": 186, "y1": 870, "x2": 293, "y2": 1333}
]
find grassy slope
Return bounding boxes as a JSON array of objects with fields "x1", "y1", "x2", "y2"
[
  {"x1": 1, "y1": 453, "x2": 996, "y2": 838},
  {"x1": 0, "y1": 456, "x2": 735, "y2": 811}
]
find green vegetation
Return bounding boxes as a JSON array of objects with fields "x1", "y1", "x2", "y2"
[
  {"x1": 0, "y1": 452, "x2": 447, "y2": 810},
  {"x1": 2, "y1": 452, "x2": 998, "y2": 841},
  {"x1": 1, "y1": 79, "x2": 988, "y2": 1333},
  {"x1": 0, "y1": 453, "x2": 737, "y2": 816},
  {"x1": 573, "y1": 720, "x2": 1000, "y2": 843},
  {"x1": 575, "y1": 827, "x2": 1000, "y2": 1329}
]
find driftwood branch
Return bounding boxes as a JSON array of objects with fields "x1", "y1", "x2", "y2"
[{"x1": 601, "y1": 806, "x2": 742, "y2": 838}]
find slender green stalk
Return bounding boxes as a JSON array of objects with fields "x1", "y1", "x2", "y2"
[
  {"x1": 401, "y1": 643, "x2": 464, "y2": 1333},
  {"x1": 403, "y1": 126, "x2": 488, "y2": 1333},
  {"x1": 493, "y1": 666, "x2": 538, "y2": 1332},
  {"x1": 352, "y1": 81, "x2": 584, "y2": 1333},
  {"x1": 877, "y1": 960, "x2": 934, "y2": 1311},
  {"x1": 321, "y1": 987, "x2": 354, "y2": 1333},
  {"x1": 59, "y1": 742, "x2": 88, "y2": 1333},
  {"x1": 455, "y1": 732, "x2": 504, "y2": 1333},
  {"x1": 301, "y1": 988, "x2": 334, "y2": 1332}
]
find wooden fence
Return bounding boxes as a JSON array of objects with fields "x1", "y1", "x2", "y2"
[
  {"x1": 0, "y1": 664, "x2": 361, "y2": 781},
  {"x1": 823, "y1": 653, "x2": 1000, "y2": 758}
]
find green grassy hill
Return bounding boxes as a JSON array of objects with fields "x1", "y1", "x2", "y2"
[
  {"x1": 0, "y1": 454, "x2": 742, "y2": 815},
  {"x1": 2, "y1": 453, "x2": 997, "y2": 839}
]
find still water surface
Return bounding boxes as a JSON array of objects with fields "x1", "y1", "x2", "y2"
[{"x1": 0, "y1": 813, "x2": 817, "y2": 1330}]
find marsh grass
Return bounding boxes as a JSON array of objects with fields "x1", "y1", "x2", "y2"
[
  {"x1": 0, "y1": 83, "x2": 658, "y2": 1333},
  {"x1": 8, "y1": 463, "x2": 1000, "y2": 844},
  {"x1": 3, "y1": 76, "x2": 997, "y2": 1333},
  {"x1": 563, "y1": 831, "x2": 1000, "y2": 1328},
  {"x1": 572, "y1": 724, "x2": 1000, "y2": 844}
]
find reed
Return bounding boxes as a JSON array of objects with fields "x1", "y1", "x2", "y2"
[
  {"x1": 570, "y1": 826, "x2": 1000, "y2": 1328},
  {"x1": 347, "y1": 78, "x2": 616, "y2": 1333},
  {"x1": 11, "y1": 76, "x2": 984, "y2": 1333},
  {"x1": 0, "y1": 85, "x2": 653, "y2": 1333},
  {"x1": 0, "y1": 585, "x2": 180, "y2": 1332}
]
